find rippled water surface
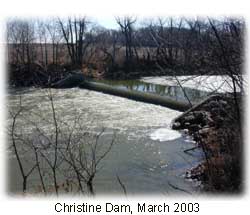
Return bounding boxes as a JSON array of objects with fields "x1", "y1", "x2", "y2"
[{"x1": 7, "y1": 87, "x2": 203, "y2": 195}]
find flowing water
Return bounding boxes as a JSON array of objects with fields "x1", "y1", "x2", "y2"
[{"x1": 7, "y1": 80, "x2": 205, "y2": 195}]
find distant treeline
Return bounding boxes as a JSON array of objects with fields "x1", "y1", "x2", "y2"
[{"x1": 6, "y1": 16, "x2": 244, "y2": 86}]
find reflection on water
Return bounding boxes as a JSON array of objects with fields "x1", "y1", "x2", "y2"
[{"x1": 95, "y1": 79, "x2": 210, "y2": 103}]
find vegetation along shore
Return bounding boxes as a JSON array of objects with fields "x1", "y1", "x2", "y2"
[{"x1": 6, "y1": 16, "x2": 244, "y2": 195}]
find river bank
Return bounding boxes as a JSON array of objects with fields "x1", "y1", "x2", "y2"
[
  {"x1": 7, "y1": 70, "x2": 243, "y2": 194},
  {"x1": 172, "y1": 93, "x2": 242, "y2": 192}
]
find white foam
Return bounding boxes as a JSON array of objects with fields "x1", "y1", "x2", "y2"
[
  {"x1": 150, "y1": 128, "x2": 182, "y2": 142},
  {"x1": 8, "y1": 88, "x2": 182, "y2": 139}
]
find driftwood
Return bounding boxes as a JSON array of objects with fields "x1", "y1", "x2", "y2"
[{"x1": 172, "y1": 94, "x2": 222, "y2": 124}]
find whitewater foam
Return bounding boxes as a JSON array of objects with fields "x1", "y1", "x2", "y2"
[{"x1": 150, "y1": 128, "x2": 182, "y2": 142}]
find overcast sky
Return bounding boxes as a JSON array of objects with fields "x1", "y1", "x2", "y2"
[{"x1": 96, "y1": 16, "x2": 118, "y2": 29}]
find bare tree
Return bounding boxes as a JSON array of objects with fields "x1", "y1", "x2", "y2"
[
  {"x1": 208, "y1": 17, "x2": 244, "y2": 129},
  {"x1": 7, "y1": 19, "x2": 36, "y2": 67},
  {"x1": 60, "y1": 128, "x2": 116, "y2": 195},
  {"x1": 37, "y1": 20, "x2": 49, "y2": 68},
  {"x1": 45, "y1": 19, "x2": 63, "y2": 65},
  {"x1": 8, "y1": 89, "x2": 116, "y2": 195},
  {"x1": 58, "y1": 17, "x2": 92, "y2": 67},
  {"x1": 116, "y1": 16, "x2": 137, "y2": 72},
  {"x1": 8, "y1": 96, "x2": 37, "y2": 193}
]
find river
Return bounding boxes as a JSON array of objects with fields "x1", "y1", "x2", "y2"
[{"x1": 7, "y1": 78, "x2": 206, "y2": 195}]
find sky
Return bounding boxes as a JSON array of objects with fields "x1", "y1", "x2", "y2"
[{"x1": 96, "y1": 16, "x2": 118, "y2": 29}]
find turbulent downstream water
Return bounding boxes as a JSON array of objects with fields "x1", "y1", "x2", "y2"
[{"x1": 7, "y1": 86, "x2": 203, "y2": 195}]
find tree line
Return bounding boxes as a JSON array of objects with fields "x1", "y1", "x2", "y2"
[
  {"x1": 7, "y1": 16, "x2": 245, "y2": 195},
  {"x1": 6, "y1": 16, "x2": 244, "y2": 85}
]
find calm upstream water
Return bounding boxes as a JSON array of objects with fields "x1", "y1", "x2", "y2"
[
  {"x1": 7, "y1": 80, "x2": 205, "y2": 195},
  {"x1": 95, "y1": 79, "x2": 210, "y2": 104}
]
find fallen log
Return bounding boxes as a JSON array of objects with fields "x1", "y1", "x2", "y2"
[{"x1": 172, "y1": 94, "x2": 222, "y2": 124}]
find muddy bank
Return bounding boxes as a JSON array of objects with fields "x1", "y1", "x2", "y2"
[{"x1": 172, "y1": 94, "x2": 242, "y2": 192}]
